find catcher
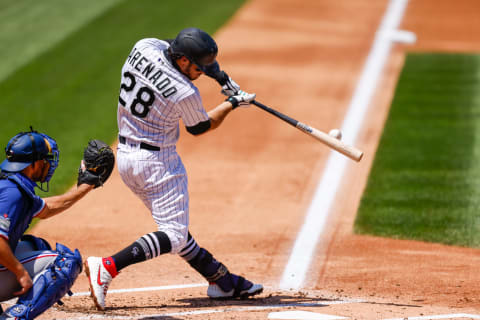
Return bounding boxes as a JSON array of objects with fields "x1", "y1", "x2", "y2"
[{"x1": 0, "y1": 128, "x2": 114, "y2": 320}]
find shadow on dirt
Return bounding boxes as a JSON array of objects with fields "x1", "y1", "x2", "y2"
[
  {"x1": 57, "y1": 292, "x2": 368, "y2": 319},
  {"x1": 173, "y1": 292, "x2": 345, "y2": 308},
  {"x1": 133, "y1": 293, "x2": 347, "y2": 319},
  {"x1": 360, "y1": 301, "x2": 422, "y2": 308}
]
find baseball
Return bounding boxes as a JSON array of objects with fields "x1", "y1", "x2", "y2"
[{"x1": 329, "y1": 129, "x2": 342, "y2": 140}]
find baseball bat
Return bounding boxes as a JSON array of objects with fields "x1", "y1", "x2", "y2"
[{"x1": 252, "y1": 100, "x2": 364, "y2": 162}]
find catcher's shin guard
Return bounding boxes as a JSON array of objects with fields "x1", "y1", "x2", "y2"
[{"x1": 2, "y1": 243, "x2": 82, "y2": 320}]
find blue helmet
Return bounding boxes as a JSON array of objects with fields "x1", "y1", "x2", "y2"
[{"x1": 0, "y1": 130, "x2": 59, "y2": 183}]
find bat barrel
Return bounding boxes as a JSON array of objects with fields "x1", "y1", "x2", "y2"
[{"x1": 252, "y1": 100, "x2": 364, "y2": 162}]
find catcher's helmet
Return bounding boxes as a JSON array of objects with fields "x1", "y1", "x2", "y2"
[
  {"x1": 169, "y1": 27, "x2": 218, "y2": 72},
  {"x1": 1, "y1": 129, "x2": 59, "y2": 181}
]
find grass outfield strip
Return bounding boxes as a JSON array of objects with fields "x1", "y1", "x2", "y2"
[
  {"x1": 0, "y1": 0, "x2": 123, "y2": 82},
  {"x1": 0, "y1": 0, "x2": 245, "y2": 197},
  {"x1": 355, "y1": 53, "x2": 480, "y2": 247}
]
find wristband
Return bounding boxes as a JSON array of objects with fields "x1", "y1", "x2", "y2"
[{"x1": 226, "y1": 96, "x2": 239, "y2": 109}]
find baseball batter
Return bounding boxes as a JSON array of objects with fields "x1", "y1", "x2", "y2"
[
  {"x1": 0, "y1": 129, "x2": 111, "y2": 319},
  {"x1": 84, "y1": 27, "x2": 263, "y2": 310}
]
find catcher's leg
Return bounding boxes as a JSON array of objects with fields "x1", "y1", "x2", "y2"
[
  {"x1": 1, "y1": 243, "x2": 82, "y2": 320},
  {"x1": 0, "y1": 237, "x2": 55, "y2": 302},
  {"x1": 84, "y1": 231, "x2": 172, "y2": 310},
  {"x1": 179, "y1": 233, "x2": 263, "y2": 299}
]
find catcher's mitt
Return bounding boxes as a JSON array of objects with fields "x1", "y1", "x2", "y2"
[{"x1": 77, "y1": 139, "x2": 115, "y2": 188}]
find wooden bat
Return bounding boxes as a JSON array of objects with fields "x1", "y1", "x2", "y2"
[{"x1": 252, "y1": 100, "x2": 363, "y2": 162}]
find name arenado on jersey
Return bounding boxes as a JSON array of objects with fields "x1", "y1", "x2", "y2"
[{"x1": 126, "y1": 47, "x2": 177, "y2": 98}]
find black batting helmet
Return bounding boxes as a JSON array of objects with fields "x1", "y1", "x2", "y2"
[{"x1": 168, "y1": 27, "x2": 218, "y2": 72}]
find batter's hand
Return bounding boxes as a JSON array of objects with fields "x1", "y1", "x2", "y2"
[
  {"x1": 14, "y1": 269, "x2": 33, "y2": 296},
  {"x1": 221, "y1": 77, "x2": 240, "y2": 97},
  {"x1": 227, "y1": 90, "x2": 256, "y2": 109}
]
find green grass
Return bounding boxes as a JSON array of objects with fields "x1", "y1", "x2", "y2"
[
  {"x1": 0, "y1": 0, "x2": 245, "y2": 197},
  {"x1": 354, "y1": 53, "x2": 480, "y2": 247},
  {"x1": 0, "y1": 0, "x2": 123, "y2": 82}
]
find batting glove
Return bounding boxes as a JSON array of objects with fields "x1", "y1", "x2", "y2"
[
  {"x1": 227, "y1": 90, "x2": 256, "y2": 109},
  {"x1": 221, "y1": 77, "x2": 240, "y2": 97}
]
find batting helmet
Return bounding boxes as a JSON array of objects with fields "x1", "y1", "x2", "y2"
[
  {"x1": 168, "y1": 27, "x2": 218, "y2": 72},
  {"x1": 0, "y1": 129, "x2": 59, "y2": 182}
]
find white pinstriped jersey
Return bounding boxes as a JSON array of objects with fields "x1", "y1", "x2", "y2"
[
  {"x1": 116, "y1": 38, "x2": 209, "y2": 253},
  {"x1": 117, "y1": 38, "x2": 209, "y2": 147}
]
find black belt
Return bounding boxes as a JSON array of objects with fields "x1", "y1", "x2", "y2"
[{"x1": 119, "y1": 136, "x2": 160, "y2": 151}]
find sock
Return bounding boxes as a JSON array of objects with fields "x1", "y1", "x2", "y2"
[
  {"x1": 179, "y1": 233, "x2": 236, "y2": 292},
  {"x1": 102, "y1": 257, "x2": 119, "y2": 277},
  {"x1": 111, "y1": 231, "x2": 172, "y2": 271}
]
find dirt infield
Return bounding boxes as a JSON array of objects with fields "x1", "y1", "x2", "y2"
[{"x1": 21, "y1": 0, "x2": 480, "y2": 319}]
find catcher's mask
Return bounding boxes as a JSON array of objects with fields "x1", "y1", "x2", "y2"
[
  {"x1": 168, "y1": 27, "x2": 218, "y2": 72},
  {"x1": 0, "y1": 127, "x2": 59, "y2": 191}
]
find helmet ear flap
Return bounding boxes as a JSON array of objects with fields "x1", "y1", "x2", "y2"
[{"x1": 167, "y1": 47, "x2": 183, "y2": 60}]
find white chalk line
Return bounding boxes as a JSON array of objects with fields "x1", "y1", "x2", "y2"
[
  {"x1": 70, "y1": 282, "x2": 207, "y2": 297},
  {"x1": 384, "y1": 314, "x2": 480, "y2": 320},
  {"x1": 53, "y1": 298, "x2": 365, "y2": 320},
  {"x1": 279, "y1": 0, "x2": 414, "y2": 291}
]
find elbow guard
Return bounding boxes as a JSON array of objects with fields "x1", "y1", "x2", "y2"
[{"x1": 186, "y1": 120, "x2": 211, "y2": 135}]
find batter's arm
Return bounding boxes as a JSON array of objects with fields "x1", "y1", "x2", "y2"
[
  {"x1": 185, "y1": 101, "x2": 234, "y2": 136},
  {"x1": 207, "y1": 101, "x2": 234, "y2": 130},
  {"x1": 203, "y1": 63, "x2": 241, "y2": 97},
  {"x1": 0, "y1": 237, "x2": 32, "y2": 295},
  {"x1": 37, "y1": 183, "x2": 93, "y2": 219},
  {"x1": 203, "y1": 62, "x2": 227, "y2": 84},
  {"x1": 207, "y1": 90, "x2": 255, "y2": 130}
]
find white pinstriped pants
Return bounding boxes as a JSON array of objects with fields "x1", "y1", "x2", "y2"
[{"x1": 117, "y1": 142, "x2": 189, "y2": 254}]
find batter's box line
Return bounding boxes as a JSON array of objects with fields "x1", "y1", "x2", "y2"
[
  {"x1": 71, "y1": 282, "x2": 208, "y2": 297},
  {"x1": 383, "y1": 314, "x2": 480, "y2": 320},
  {"x1": 51, "y1": 298, "x2": 365, "y2": 320}
]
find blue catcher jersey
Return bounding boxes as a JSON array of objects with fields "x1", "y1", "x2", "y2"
[{"x1": 0, "y1": 173, "x2": 45, "y2": 250}]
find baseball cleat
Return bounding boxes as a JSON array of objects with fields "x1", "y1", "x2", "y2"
[
  {"x1": 84, "y1": 257, "x2": 112, "y2": 310},
  {"x1": 207, "y1": 276, "x2": 263, "y2": 299}
]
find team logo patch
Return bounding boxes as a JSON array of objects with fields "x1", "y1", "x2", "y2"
[
  {"x1": 0, "y1": 214, "x2": 10, "y2": 231},
  {"x1": 132, "y1": 247, "x2": 140, "y2": 257}
]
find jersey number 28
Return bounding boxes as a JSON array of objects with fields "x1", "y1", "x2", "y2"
[{"x1": 118, "y1": 71, "x2": 154, "y2": 118}]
